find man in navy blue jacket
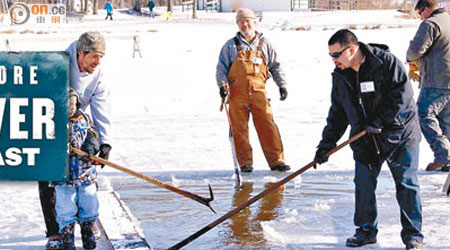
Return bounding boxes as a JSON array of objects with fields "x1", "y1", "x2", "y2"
[{"x1": 314, "y1": 29, "x2": 424, "y2": 249}]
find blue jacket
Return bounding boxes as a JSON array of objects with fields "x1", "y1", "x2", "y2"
[
  {"x1": 318, "y1": 43, "x2": 421, "y2": 164},
  {"x1": 148, "y1": 0, "x2": 155, "y2": 11},
  {"x1": 105, "y1": 2, "x2": 113, "y2": 14},
  {"x1": 67, "y1": 110, "x2": 100, "y2": 186}
]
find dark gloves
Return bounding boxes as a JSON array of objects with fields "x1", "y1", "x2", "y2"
[
  {"x1": 219, "y1": 86, "x2": 228, "y2": 99},
  {"x1": 98, "y1": 144, "x2": 112, "y2": 168},
  {"x1": 279, "y1": 87, "x2": 288, "y2": 101},
  {"x1": 366, "y1": 126, "x2": 382, "y2": 134},
  {"x1": 99, "y1": 144, "x2": 111, "y2": 160},
  {"x1": 314, "y1": 148, "x2": 329, "y2": 168},
  {"x1": 80, "y1": 154, "x2": 95, "y2": 163},
  {"x1": 80, "y1": 130, "x2": 100, "y2": 163}
]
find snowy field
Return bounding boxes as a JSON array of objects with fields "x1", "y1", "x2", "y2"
[{"x1": 1, "y1": 7, "x2": 450, "y2": 249}]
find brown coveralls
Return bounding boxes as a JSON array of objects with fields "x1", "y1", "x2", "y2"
[{"x1": 228, "y1": 38, "x2": 284, "y2": 167}]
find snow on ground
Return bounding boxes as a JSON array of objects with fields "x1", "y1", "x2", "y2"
[{"x1": 1, "y1": 7, "x2": 449, "y2": 250}]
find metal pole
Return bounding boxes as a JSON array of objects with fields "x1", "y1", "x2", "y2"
[{"x1": 220, "y1": 84, "x2": 242, "y2": 188}]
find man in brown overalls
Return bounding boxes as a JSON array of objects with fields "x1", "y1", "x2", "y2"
[{"x1": 216, "y1": 8, "x2": 289, "y2": 173}]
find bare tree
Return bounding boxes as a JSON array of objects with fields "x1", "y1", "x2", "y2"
[
  {"x1": 93, "y1": 0, "x2": 98, "y2": 14},
  {"x1": 167, "y1": 0, "x2": 172, "y2": 12},
  {"x1": 134, "y1": 0, "x2": 141, "y2": 11},
  {"x1": 0, "y1": 0, "x2": 8, "y2": 14},
  {"x1": 65, "y1": 0, "x2": 72, "y2": 13},
  {"x1": 84, "y1": 0, "x2": 88, "y2": 13},
  {"x1": 192, "y1": 0, "x2": 197, "y2": 18}
]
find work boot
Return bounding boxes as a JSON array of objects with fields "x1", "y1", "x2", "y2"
[
  {"x1": 45, "y1": 235, "x2": 62, "y2": 250},
  {"x1": 81, "y1": 221, "x2": 97, "y2": 249},
  {"x1": 270, "y1": 163, "x2": 291, "y2": 172},
  {"x1": 346, "y1": 229, "x2": 377, "y2": 247},
  {"x1": 240, "y1": 165, "x2": 253, "y2": 173},
  {"x1": 405, "y1": 239, "x2": 423, "y2": 250},
  {"x1": 61, "y1": 223, "x2": 75, "y2": 250},
  {"x1": 426, "y1": 162, "x2": 446, "y2": 171}
]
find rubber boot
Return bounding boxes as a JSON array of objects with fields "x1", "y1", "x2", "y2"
[
  {"x1": 81, "y1": 221, "x2": 97, "y2": 249},
  {"x1": 61, "y1": 223, "x2": 75, "y2": 250},
  {"x1": 45, "y1": 235, "x2": 62, "y2": 250}
]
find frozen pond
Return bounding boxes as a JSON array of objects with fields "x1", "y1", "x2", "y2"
[{"x1": 106, "y1": 169, "x2": 449, "y2": 249}]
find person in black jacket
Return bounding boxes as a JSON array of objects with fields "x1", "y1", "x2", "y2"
[{"x1": 314, "y1": 29, "x2": 424, "y2": 249}]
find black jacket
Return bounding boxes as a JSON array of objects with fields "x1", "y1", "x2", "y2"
[{"x1": 318, "y1": 43, "x2": 421, "y2": 164}]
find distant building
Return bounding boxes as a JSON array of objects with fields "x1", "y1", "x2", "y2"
[
  {"x1": 220, "y1": 0, "x2": 294, "y2": 12},
  {"x1": 219, "y1": 0, "x2": 420, "y2": 12}
]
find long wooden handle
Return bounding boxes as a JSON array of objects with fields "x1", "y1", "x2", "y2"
[
  {"x1": 168, "y1": 130, "x2": 368, "y2": 249},
  {"x1": 70, "y1": 146, "x2": 215, "y2": 212}
]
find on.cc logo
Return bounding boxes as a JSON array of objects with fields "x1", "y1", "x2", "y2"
[{"x1": 9, "y1": 3, "x2": 30, "y2": 25}]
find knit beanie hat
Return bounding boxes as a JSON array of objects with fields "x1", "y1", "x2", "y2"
[
  {"x1": 236, "y1": 8, "x2": 256, "y2": 21},
  {"x1": 77, "y1": 31, "x2": 105, "y2": 54}
]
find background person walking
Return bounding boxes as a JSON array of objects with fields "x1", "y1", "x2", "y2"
[
  {"x1": 105, "y1": 0, "x2": 113, "y2": 21},
  {"x1": 148, "y1": 0, "x2": 155, "y2": 19}
]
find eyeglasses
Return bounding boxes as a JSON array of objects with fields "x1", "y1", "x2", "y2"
[
  {"x1": 329, "y1": 46, "x2": 350, "y2": 59},
  {"x1": 418, "y1": 7, "x2": 425, "y2": 15}
]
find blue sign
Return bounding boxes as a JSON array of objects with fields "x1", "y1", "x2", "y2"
[{"x1": 0, "y1": 52, "x2": 69, "y2": 181}]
